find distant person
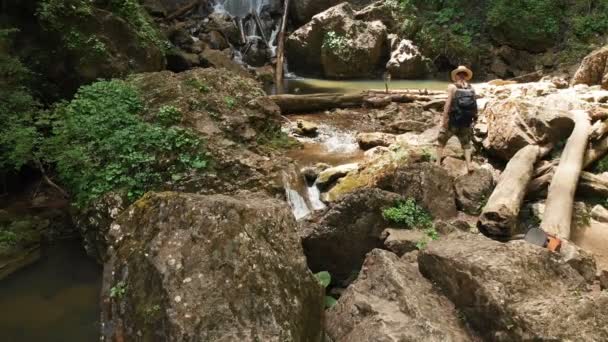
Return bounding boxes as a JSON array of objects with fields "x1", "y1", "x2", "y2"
[{"x1": 436, "y1": 66, "x2": 478, "y2": 172}]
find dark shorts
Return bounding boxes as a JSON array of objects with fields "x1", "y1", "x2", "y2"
[{"x1": 437, "y1": 126, "x2": 472, "y2": 149}]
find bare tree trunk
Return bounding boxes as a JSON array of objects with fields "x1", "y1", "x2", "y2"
[
  {"x1": 478, "y1": 145, "x2": 541, "y2": 237},
  {"x1": 540, "y1": 110, "x2": 591, "y2": 239},
  {"x1": 251, "y1": 10, "x2": 268, "y2": 43},
  {"x1": 274, "y1": 0, "x2": 290, "y2": 94}
]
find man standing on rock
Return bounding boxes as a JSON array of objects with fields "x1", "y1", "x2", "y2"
[{"x1": 436, "y1": 65, "x2": 478, "y2": 172}]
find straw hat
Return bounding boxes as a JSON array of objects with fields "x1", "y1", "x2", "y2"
[{"x1": 451, "y1": 65, "x2": 473, "y2": 82}]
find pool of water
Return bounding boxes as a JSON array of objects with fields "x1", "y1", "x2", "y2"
[
  {"x1": 0, "y1": 239, "x2": 102, "y2": 342},
  {"x1": 283, "y1": 77, "x2": 449, "y2": 94}
]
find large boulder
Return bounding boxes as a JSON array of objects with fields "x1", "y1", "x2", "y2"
[
  {"x1": 572, "y1": 46, "x2": 608, "y2": 90},
  {"x1": 386, "y1": 37, "x2": 432, "y2": 79},
  {"x1": 102, "y1": 192, "x2": 324, "y2": 341},
  {"x1": 355, "y1": 132, "x2": 396, "y2": 150},
  {"x1": 301, "y1": 188, "x2": 402, "y2": 283},
  {"x1": 419, "y1": 234, "x2": 608, "y2": 341},
  {"x1": 454, "y1": 168, "x2": 495, "y2": 215},
  {"x1": 290, "y1": 0, "x2": 374, "y2": 25},
  {"x1": 326, "y1": 249, "x2": 472, "y2": 342},
  {"x1": 483, "y1": 98, "x2": 575, "y2": 160},
  {"x1": 377, "y1": 162, "x2": 458, "y2": 220},
  {"x1": 286, "y1": 3, "x2": 387, "y2": 78}
]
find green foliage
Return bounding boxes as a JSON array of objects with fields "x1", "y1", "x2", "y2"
[
  {"x1": 185, "y1": 78, "x2": 210, "y2": 93},
  {"x1": 106, "y1": 0, "x2": 166, "y2": 51},
  {"x1": 595, "y1": 156, "x2": 608, "y2": 173},
  {"x1": 110, "y1": 281, "x2": 127, "y2": 298},
  {"x1": 44, "y1": 79, "x2": 208, "y2": 207},
  {"x1": 314, "y1": 271, "x2": 338, "y2": 309},
  {"x1": 415, "y1": 227, "x2": 439, "y2": 250},
  {"x1": 322, "y1": 31, "x2": 352, "y2": 62},
  {"x1": 486, "y1": 0, "x2": 561, "y2": 42},
  {"x1": 156, "y1": 105, "x2": 182, "y2": 126},
  {"x1": 382, "y1": 198, "x2": 433, "y2": 229},
  {"x1": 224, "y1": 96, "x2": 236, "y2": 109},
  {"x1": 0, "y1": 29, "x2": 41, "y2": 171},
  {"x1": 256, "y1": 126, "x2": 299, "y2": 150}
]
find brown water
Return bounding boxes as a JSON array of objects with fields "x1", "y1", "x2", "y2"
[
  {"x1": 284, "y1": 78, "x2": 449, "y2": 94},
  {"x1": 0, "y1": 239, "x2": 102, "y2": 342}
]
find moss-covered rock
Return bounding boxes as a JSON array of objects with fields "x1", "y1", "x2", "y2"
[{"x1": 102, "y1": 191, "x2": 324, "y2": 341}]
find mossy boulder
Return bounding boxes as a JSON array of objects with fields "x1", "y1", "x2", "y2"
[{"x1": 102, "y1": 191, "x2": 324, "y2": 341}]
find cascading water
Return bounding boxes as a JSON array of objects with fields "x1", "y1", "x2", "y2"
[{"x1": 216, "y1": 0, "x2": 271, "y2": 18}]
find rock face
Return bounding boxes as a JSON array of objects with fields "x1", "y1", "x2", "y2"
[
  {"x1": 356, "y1": 132, "x2": 396, "y2": 150},
  {"x1": 301, "y1": 189, "x2": 402, "y2": 283},
  {"x1": 454, "y1": 168, "x2": 495, "y2": 215},
  {"x1": 102, "y1": 192, "x2": 324, "y2": 342},
  {"x1": 419, "y1": 234, "x2": 608, "y2": 341},
  {"x1": 386, "y1": 38, "x2": 432, "y2": 79},
  {"x1": 483, "y1": 98, "x2": 574, "y2": 159},
  {"x1": 290, "y1": 0, "x2": 374, "y2": 25},
  {"x1": 377, "y1": 163, "x2": 458, "y2": 219},
  {"x1": 326, "y1": 249, "x2": 472, "y2": 342},
  {"x1": 572, "y1": 46, "x2": 608, "y2": 90},
  {"x1": 380, "y1": 228, "x2": 425, "y2": 256},
  {"x1": 286, "y1": 3, "x2": 387, "y2": 78}
]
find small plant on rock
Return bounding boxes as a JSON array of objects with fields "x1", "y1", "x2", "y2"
[
  {"x1": 156, "y1": 105, "x2": 182, "y2": 126},
  {"x1": 382, "y1": 198, "x2": 433, "y2": 229},
  {"x1": 110, "y1": 281, "x2": 127, "y2": 299},
  {"x1": 314, "y1": 271, "x2": 338, "y2": 309}
]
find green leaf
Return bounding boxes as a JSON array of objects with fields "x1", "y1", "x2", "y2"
[
  {"x1": 314, "y1": 271, "x2": 331, "y2": 288},
  {"x1": 324, "y1": 296, "x2": 338, "y2": 309}
]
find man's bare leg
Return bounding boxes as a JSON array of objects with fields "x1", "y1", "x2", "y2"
[
  {"x1": 435, "y1": 146, "x2": 444, "y2": 166},
  {"x1": 464, "y1": 148, "x2": 472, "y2": 172}
]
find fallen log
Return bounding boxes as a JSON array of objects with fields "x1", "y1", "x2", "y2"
[
  {"x1": 268, "y1": 93, "x2": 365, "y2": 113},
  {"x1": 478, "y1": 145, "x2": 541, "y2": 237},
  {"x1": 590, "y1": 119, "x2": 608, "y2": 140},
  {"x1": 540, "y1": 110, "x2": 591, "y2": 239},
  {"x1": 251, "y1": 10, "x2": 268, "y2": 43},
  {"x1": 578, "y1": 171, "x2": 608, "y2": 197}
]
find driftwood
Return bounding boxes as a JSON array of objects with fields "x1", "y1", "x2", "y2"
[
  {"x1": 590, "y1": 119, "x2": 608, "y2": 140},
  {"x1": 274, "y1": 0, "x2": 290, "y2": 93},
  {"x1": 167, "y1": 0, "x2": 200, "y2": 20},
  {"x1": 235, "y1": 17, "x2": 246, "y2": 45},
  {"x1": 268, "y1": 93, "x2": 365, "y2": 113},
  {"x1": 251, "y1": 10, "x2": 268, "y2": 43},
  {"x1": 578, "y1": 172, "x2": 608, "y2": 197},
  {"x1": 540, "y1": 110, "x2": 591, "y2": 239},
  {"x1": 478, "y1": 145, "x2": 541, "y2": 237}
]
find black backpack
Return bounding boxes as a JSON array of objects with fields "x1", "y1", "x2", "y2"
[{"x1": 449, "y1": 85, "x2": 478, "y2": 127}]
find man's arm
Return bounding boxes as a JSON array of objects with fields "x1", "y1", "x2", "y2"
[{"x1": 442, "y1": 85, "x2": 456, "y2": 129}]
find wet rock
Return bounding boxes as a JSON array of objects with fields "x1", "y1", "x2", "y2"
[
  {"x1": 419, "y1": 233, "x2": 608, "y2": 341},
  {"x1": 294, "y1": 119, "x2": 319, "y2": 137},
  {"x1": 316, "y1": 163, "x2": 359, "y2": 191},
  {"x1": 591, "y1": 204, "x2": 608, "y2": 223},
  {"x1": 201, "y1": 30, "x2": 229, "y2": 50},
  {"x1": 302, "y1": 163, "x2": 331, "y2": 183},
  {"x1": 326, "y1": 249, "x2": 472, "y2": 342},
  {"x1": 572, "y1": 46, "x2": 608, "y2": 90},
  {"x1": 103, "y1": 192, "x2": 324, "y2": 342},
  {"x1": 301, "y1": 189, "x2": 402, "y2": 283},
  {"x1": 483, "y1": 98, "x2": 575, "y2": 159},
  {"x1": 199, "y1": 49, "x2": 251, "y2": 78},
  {"x1": 204, "y1": 12, "x2": 240, "y2": 45},
  {"x1": 168, "y1": 23, "x2": 194, "y2": 49},
  {"x1": 243, "y1": 36, "x2": 271, "y2": 67},
  {"x1": 254, "y1": 65, "x2": 275, "y2": 88},
  {"x1": 380, "y1": 228, "x2": 425, "y2": 256},
  {"x1": 377, "y1": 162, "x2": 458, "y2": 219},
  {"x1": 454, "y1": 168, "x2": 495, "y2": 215},
  {"x1": 166, "y1": 49, "x2": 200, "y2": 72},
  {"x1": 356, "y1": 132, "x2": 396, "y2": 150},
  {"x1": 286, "y1": 3, "x2": 387, "y2": 78},
  {"x1": 386, "y1": 37, "x2": 432, "y2": 79}
]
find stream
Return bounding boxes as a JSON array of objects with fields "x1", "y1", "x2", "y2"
[{"x1": 0, "y1": 239, "x2": 102, "y2": 342}]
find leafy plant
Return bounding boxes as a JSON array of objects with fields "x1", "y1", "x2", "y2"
[
  {"x1": 44, "y1": 79, "x2": 208, "y2": 207},
  {"x1": 110, "y1": 281, "x2": 127, "y2": 299},
  {"x1": 382, "y1": 198, "x2": 433, "y2": 229},
  {"x1": 416, "y1": 227, "x2": 439, "y2": 250},
  {"x1": 224, "y1": 96, "x2": 236, "y2": 109},
  {"x1": 185, "y1": 78, "x2": 210, "y2": 93},
  {"x1": 256, "y1": 126, "x2": 299, "y2": 150},
  {"x1": 322, "y1": 31, "x2": 352, "y2": 62},
  {"x1": 314, "y1": 271, "x2": 338, "y2": 309},
  {"x1": 156, "y1": 105, "x2": 182, "y2": 126}
]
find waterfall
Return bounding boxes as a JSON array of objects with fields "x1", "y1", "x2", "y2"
[
  {"x1": 216, "y1": 0, "x2": 271, "y2": 17},
  {"x1": 282, "y1": 168, "x2": 312, "y2": 220}
]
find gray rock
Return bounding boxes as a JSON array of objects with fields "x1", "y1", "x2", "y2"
[
  {"x1": 386, "y1": 38, "x2": 432, "y2": 79},
  {"x1": 418, "y1": 233, "x2": 608, "y2": 341},
  {"x1": 454, "y1": 168, "x2": 495, "y2": 215},
  {"x1": 377, "y1": 162, "x2": 458, "y2": 219},
  {"x1": 301, "y1": 189, "x2": 402, "y2": 283},
  {"x1": 380, "y1": 228, "x2": 425, "y2": 256},
  {"x1": 326, "y1": 249, "x2": 473, "y2": 342},
  {"x1": 356, "y1": 132, "x2": 396, "y2": 150},
  {"x1": 315, "y1": 163, "x2": 359, "y2": 190},
  {"x1": 103, "y1": 192, "x2": 324, "y2": 342}
]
